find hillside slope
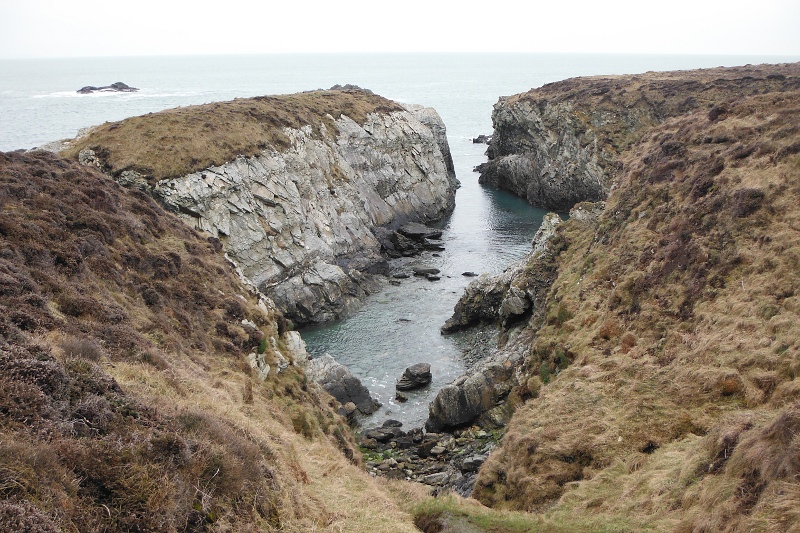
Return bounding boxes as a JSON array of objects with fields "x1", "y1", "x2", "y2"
[
  {"x1": 0, "y1": 150, "x2": 423, "y2": 532},
  {"x1": 469, "y1": 83, "x2": 800, "y2": 530}
]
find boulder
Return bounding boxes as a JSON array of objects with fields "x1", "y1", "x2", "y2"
[
  {"x1": 411, "y1": 266, "x2": 440, "y2": 277},
  {"x1": 305, "y1": 354, "x2": 381, "y2": 415},
  {"x1": 398, "y1": 222, "x2": 443, "y2": 241},
  {"x1": 472, "y1": 134, "x2": 492, "y2": 144},
  {"x1": 396, "y1": 363, "x2": 432, "y2": 391}
]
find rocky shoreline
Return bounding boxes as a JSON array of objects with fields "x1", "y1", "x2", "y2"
[{"x1": 359, "y1": 420, "x2": 500, "y2": 495}]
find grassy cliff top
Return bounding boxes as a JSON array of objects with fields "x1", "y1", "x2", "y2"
[
  {"x1": 62, "y1": 89, "x2": 403, "y2": 184},
  {"x1": 502, "y1": 63, "x2": 800, "y2": 166}
]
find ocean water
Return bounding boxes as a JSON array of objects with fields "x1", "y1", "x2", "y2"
[{"x1": 3, "y1": 53, "x2": 797, "y2": 428}]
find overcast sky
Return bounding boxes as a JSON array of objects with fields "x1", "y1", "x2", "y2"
[{"x1": 1, "y1": 0, "x2": 799, "y2": 58}]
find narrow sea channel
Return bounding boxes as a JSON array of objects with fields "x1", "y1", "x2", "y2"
[{"x1": 300, "y1": 137, "x2": 548, "y2": 429}]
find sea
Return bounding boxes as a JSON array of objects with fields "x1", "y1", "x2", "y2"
[{"x1": 3, "y1": 53, "x2": 797, "y2": 428}]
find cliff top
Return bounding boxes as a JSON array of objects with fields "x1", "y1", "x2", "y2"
[
  {"x1": 510, "y1": 62, "x2": 800, "y2": 106},
  {"x1": 489, "y1": 62, "x2": 800, "y2": 197},
  {"x1": 62, "y1": 88, "x2": 403, "y2": 184}
]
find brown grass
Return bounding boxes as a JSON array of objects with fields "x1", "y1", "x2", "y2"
[
  {"x1": 474, "y1": 86, "x2": 800, "y2": 530},
  {"x1": 500, "y1": 63, "x2": 800, "y2": 176},
  {"x1": 0, "y1": 150, "x2": 416, "y2": 531},
  {"x1": 62, "y1": 89, "x2": 403, "y2": 184}
]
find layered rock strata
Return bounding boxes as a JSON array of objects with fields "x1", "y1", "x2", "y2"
[
  {"x1": 71, "y1": 89, "x2": 458, "y2": 325},
  {"x1": 479, "y1": 63, "x2": 800, "y2": 211}
]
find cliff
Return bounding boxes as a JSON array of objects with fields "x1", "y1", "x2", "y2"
[
  {"x1": 479, "y1": 63, "x2": 800, "y2": 211},
  {"x1": 438, "y1": 64, "x2": 800, "y2": 531},
  {"x1": 64, "y1": 88, "x2": 458, "y2": 325},
  {"x1": 0, "y1": 150, "x2": 430, "y2": 532}
]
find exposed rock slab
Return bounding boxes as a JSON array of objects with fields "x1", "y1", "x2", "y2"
[{"x1": 305, "y1": 354, "x2": 381, "y2": 415}]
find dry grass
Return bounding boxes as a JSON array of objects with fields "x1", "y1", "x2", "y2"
[
  {"x1": 500, "y1": 63, "x2": 800, "y2": 176},
  {"x1": 474, "y1": 87, "x2": 800, "y2": 530},
  {"x1": 0, "y1": 150, "x2": 417, "y2": 531},
  {"x1": 62, "y1": 89, "x2": 403, "y2": 184}
]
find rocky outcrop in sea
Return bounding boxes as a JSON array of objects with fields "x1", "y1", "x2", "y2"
[{"x1": 77, "y1": 82, "x2": 138, "y2": 94}]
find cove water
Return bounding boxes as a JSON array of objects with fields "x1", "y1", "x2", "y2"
[{"x1": 3, "y1": 53, "x2": 796, "y2": 428}]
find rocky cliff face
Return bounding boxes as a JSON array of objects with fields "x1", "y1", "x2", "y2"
[
  {"x1": 69, "y1": 90, "x2": 458, "y2": 325},
  {"x1": 479, "y1": 63, "x2": 800, "y2": 211}
]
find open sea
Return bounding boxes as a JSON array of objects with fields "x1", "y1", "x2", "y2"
[{"x1": 3, "y1": 53, "x2": 797, "y2": 427}]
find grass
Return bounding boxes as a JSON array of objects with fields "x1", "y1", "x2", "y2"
[
  {"x1": 473, "y1": 81, "x2": 800, "y2": 530},
  {"x1": 0, "y1": 150, "x2": 415, "y2": 531},
  {"x1": 62, "y1": 89, "x2": 403, "y2": 185},
  {"x1": 495, "y1": 63, "x2": 800, "y2": 180}
]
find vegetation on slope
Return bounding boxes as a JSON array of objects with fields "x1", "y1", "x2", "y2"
[
  {"x1": 473, "y1": 88, "x2": 800, "y2": 530},
  {"x1": 0, "y1": 150, "x2": 420, "y2": 532},
  {"x1": 497, "y1": 63, "x2": 800, "y2": 176},
  {"x1": 61, "y1": 89, "x2": 403, "y2": 185}
]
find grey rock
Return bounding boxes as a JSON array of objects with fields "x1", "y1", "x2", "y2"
[
  {"x1": 411, "y1": 266, "x2": 440, "y2": 276},
  {"x1": 78, "y1": 82, "x2": 139, "y2": 94},
  {"x1": 396, "y1": 363, "x2": 432, "y2": 391},
  {"x1": 147, "y1": 101, "x2": 458, "y2": 325},
  {"x1": 398, "y1": 222, "x2": 443, "y2": 241},
  {"x1": 305, "y1": 354, "x2": 381, "y2": 415},
  {"x1": 423, "y1": 472, "x2": 449, "y2": 486},
  {"x1": 441, "y1": 212, "x2": 562, "y2": 334},
  {"x1": 461, "y1": 455, "x2": 487, "y2": 473},
  {"x1": 478, "y1": 98, "x2": 608, "y2": 211}
]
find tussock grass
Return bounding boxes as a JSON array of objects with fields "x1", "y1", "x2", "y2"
[
  {"x1": 0, "y1": 150, "x2": 416, "y2": 531},
  {"x1": 62, "y1": 89, "x2": 403, "y2": 184},
  {"x1": 474, "y1": 86, "x2": 800, "y2": 530}
]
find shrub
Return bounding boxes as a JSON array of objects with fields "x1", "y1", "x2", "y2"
[
  {"x1": 59, "y1": 336, "x2": 103, "y2": 362},
  {"x1": 539, "y1": 361, "x2": 551, "y2": 384}
]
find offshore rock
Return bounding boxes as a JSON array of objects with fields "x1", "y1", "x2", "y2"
[
  {"x1": 305, "y1": 354, "x2": 381, "y2": 415},
  {"x1": 153, "y1": 100, "x2": 458, "y2": 325},
  {"x1": 77, "y1": 82, "x2": 138, "y2": 94}
]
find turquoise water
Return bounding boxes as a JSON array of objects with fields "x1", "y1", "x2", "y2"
[{"x1": 3, "y1": 53, "x2": 797, "y2": 428}]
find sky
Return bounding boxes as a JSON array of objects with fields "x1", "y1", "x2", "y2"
[{"x1": 1, "y1": 0, "x2": 799, "y2": 58}]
